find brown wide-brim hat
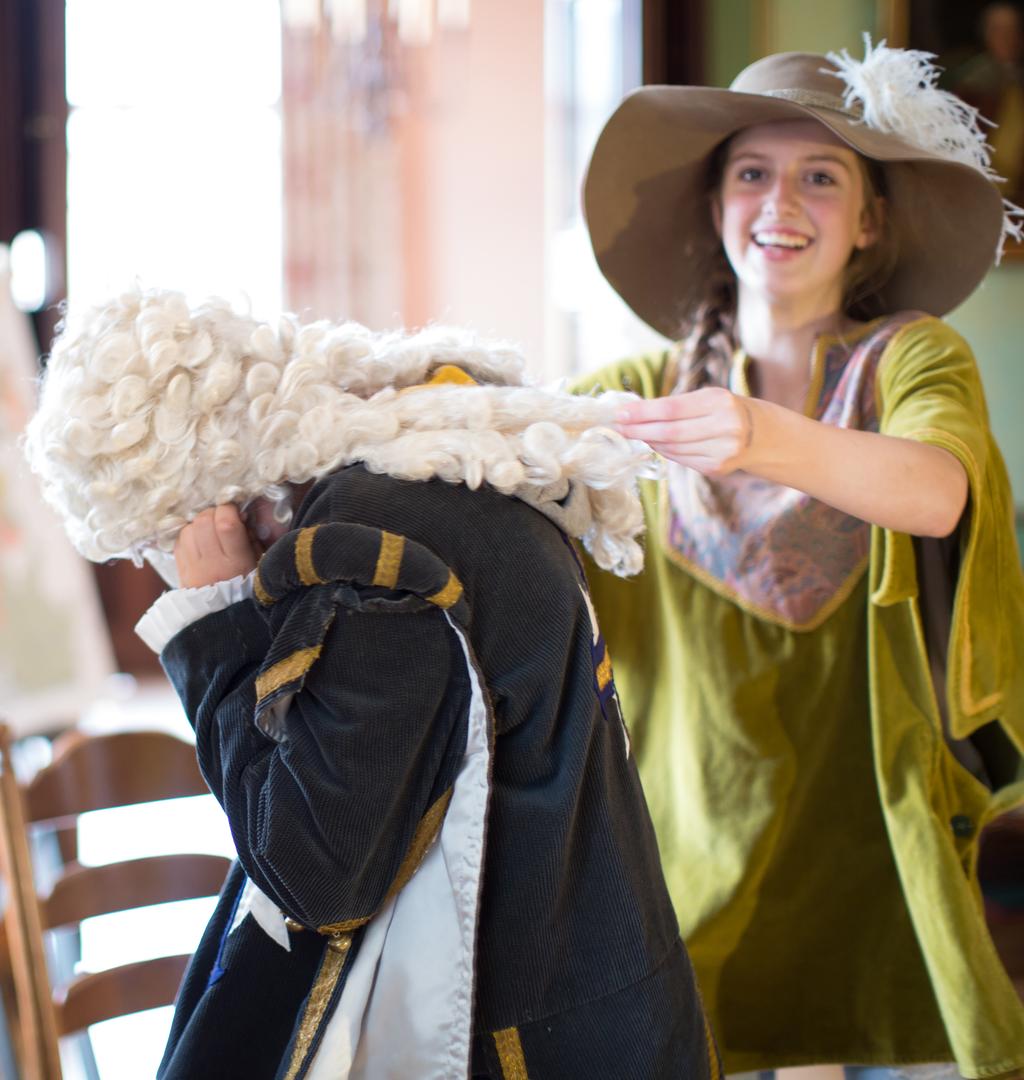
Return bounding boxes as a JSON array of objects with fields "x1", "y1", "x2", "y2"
[{"x1": 584, "y1": 50, "x2": 1006, "y2": 338}]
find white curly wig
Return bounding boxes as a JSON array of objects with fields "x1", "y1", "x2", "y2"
[{"x1": 24, "y1": 288, "x2": 654, "y2": 576}]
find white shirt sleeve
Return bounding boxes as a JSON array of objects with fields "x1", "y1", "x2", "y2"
[{"x1": 135, "y1": 573, "x2": 256, "y2": 655}]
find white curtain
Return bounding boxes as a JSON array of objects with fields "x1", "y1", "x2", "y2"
[{"x1": 0, "y1": 253, "x2": 115, "y2": 734}]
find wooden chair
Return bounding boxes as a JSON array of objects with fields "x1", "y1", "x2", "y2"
[{"x1": 0, "y1": 723, "x2": 233, "y2": 1079}]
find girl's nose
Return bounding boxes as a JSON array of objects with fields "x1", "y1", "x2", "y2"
[{"x1": 763, "y1": 173, "x2": 798, "y2": 217}]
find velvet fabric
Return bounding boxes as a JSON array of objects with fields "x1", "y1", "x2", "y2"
[
  {"x1": 156, "y1": 466, "x2": 717, "y2": 1079},
  {"x1": 573, "y1": 315, "x2": 1024, "y2": 1078}
]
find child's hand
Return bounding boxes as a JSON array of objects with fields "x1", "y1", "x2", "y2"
[
  {"x1": 174, "y1": 505, "x2": 260, "y2": 589},
  {"x1": 615, "y1": 388, "x2": 756, "y2": 476}
]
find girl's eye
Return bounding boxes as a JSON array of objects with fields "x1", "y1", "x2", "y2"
[
  {"x1": 736, "y1": 166, "x2": 764, "y2": 182},
  {"x1": 807, "y1": 171, "x2": 836, "y2": 186}
]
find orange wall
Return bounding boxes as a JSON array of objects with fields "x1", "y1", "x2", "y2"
[{"x1": 397, "y1": 1, "x2": 547, "y2": 370}]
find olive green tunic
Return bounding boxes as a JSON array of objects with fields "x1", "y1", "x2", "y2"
[{"x1": 574, "y1": 315, "x2": 1024, "y2": 1077}]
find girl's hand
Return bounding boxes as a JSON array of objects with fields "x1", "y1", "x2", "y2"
[
  {"x1": 615, "y1": 388, "x2": 756, "y2": 476},
  {"x1": 174, "y1": 505, "x2": 260, "y2": 589}
]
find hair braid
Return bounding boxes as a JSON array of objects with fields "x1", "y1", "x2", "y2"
[{"x1": 667, "y1": 246, "x2": 737, "y2": 393}]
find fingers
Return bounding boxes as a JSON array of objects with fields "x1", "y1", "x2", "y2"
[
  {"x1": 173, "y1": 517, "x2": 202, "y2": 585},
  {"x1": 184, "y1": 508, "x2": 218, "y2": 561},
  {"x1": 614, "y1": 387, "x2": 753, "y2": 472},
  {"x1": 186, "y1": 506, "x2": 248, "y2": 558},
  {"x1": 615, "y1": 388, "x2": 748, "y2": 443},
  {"x1": 615, "y1": 415, "x2": 724, "y2": 445},
  {"x1": 646, "y1": 441, "x2": 739, "y2": 476},
  {"x1": 615, "y1": 387, "x2": 724, "y2": 425},
  {"x1": 213, "y1": 504, "x2": 255, "y2": 562},
  {"x1": 173, "y1": 505, "x2": 259, "y2": 589},
  {"x1": 175, "y1": 518, "x2": 199, "y2": 566}
]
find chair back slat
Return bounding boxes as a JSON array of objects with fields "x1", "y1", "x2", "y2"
[
  {"x1": 42, "y1": 853, "x2": 232, "y2": 931},
  {"x1": 55, "y1": 954, "x2": 192, "y2": 1037},
  {"x1": 25, "y1": 730, "x2": 210, "y2": 823}
]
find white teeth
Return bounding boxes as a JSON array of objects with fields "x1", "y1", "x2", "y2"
[{"x1": 754, "y1": 231, "x2": 810, "y2": 249}]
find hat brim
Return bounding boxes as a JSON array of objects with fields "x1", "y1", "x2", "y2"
[{"x1": 583, "y1": 85, "x2": 1005, "y2": 338}]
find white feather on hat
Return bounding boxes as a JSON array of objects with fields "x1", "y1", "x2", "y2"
[{"x1": 826, "y1": 34, "x2": 1024, "y2": 259}]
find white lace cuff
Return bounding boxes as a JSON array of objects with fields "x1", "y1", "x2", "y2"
[{"x1": 135, "y1": 573, "x2": 256, "y2": 655}]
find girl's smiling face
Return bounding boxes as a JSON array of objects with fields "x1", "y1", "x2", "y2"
[{"x1": 714, "y1": 119, "x2": 880, "y2": 316}]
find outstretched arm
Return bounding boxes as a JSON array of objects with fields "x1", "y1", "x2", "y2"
[{"x1": 615, "y1": 388, "x2": 968, "y2": 538}]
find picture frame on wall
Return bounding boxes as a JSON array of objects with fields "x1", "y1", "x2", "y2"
[{"x1": 888, "y1": 0, "x2": 1024, "y2": 258}]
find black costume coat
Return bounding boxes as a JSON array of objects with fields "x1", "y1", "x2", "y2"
[{"x1": 157, "y1": 465, "x2": 718, "y2": 1079}]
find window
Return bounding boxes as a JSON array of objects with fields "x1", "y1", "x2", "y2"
[
  {"x1": 545, "y1": 0, "x2": 667, "y2": 374},
  {"x1": 65, "y1": 0, "x2": 283, "y2": 316}
]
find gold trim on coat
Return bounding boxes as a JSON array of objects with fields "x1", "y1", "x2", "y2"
[
  {"x1": 296, "y1": 526, "x2": 323, "y2": 587},
  {"x1": 373, "y1": 531, "x2": 405, "y2": 589},
  {"x1": 281, "y1": 932, "x2": 353, "y2": 1080},
  {"x1": 427, "y1": 571, "x2": 463, "y2": 609},
  {"x1": 255, "y1": 646, "x2": 323, "y2": 703},
  {"x1": 493, "y1": 1025, "x2": 530, "y2": 1080}
]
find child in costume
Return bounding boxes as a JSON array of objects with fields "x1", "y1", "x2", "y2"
[
  {"x1": 25, "y1": 289, "x2": 721, "y2": 1080},
  {"x1": 575, "y1": 38, "x2": 1024, "y2": 1080}
]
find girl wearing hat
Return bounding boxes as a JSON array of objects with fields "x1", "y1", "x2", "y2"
[{"x1": 576, "y1": 38, "x2": 1024, "y2": 1079}]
